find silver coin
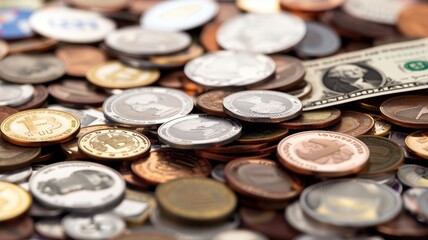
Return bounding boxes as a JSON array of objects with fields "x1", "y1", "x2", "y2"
[
  {"x1": 0, "y1": 81, "x2": 34, "y2": 107},
  {"x1": 112, "y1": 189, "x2": 155, "y2": 224},
  {"x1": 105, "y1": 26, "x2": 192, "y2": 56},
  {"x1": 0, "y1": 166, "x2": 32, "y2": 183},
  {"x1": 223, "y1": 90, "x2": 302, "y2": 123},
  {"x1": 157, "y1": 114, "x2": 242, "y2": 149},
  {"x1": 184, "y1": 51, "x2": 276, "y2": 88},
  {"x1": 216, "y1": 13, "x2": 306, "y2": 54},
  {"x1": 0, "y1": 54, "x2": 66, "y2": 84},
  {"x1": 29, "y1": 161, "x2": 125, "y2": 212},
  {"x1": 295, "y1": 22, "x2": 341, "y2": 58},
  {"x1": 300, "y1": 179, "x2": 402, "y2": 227},
  {"x1": 211, "y1": 164, "x2": 226, "y2": 183},
  {"x1": 35, "y1": 218, "x2": 66, "y2": 240},
  {"x1": 212, "y1": 230, "x2": 268, "y2": 240},
  {"x1": 403, "y1": 188, "x2": 428, "y2": 222},
  {"x1": 103, "y1": 87, "x2": 194, "y2": 126},
  {"x1": 48, "y1": 105, "x2": 109, "y2": 127},
  {"x1": 30, "y1": 201, "x2": 64, "y2": 218},
  {"x1": 397, "y1": 164, "x2": 428, "y2": 188}
]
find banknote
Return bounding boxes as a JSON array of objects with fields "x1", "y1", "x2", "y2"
[{"x1": 302, "y1": 38, "x2": 428, "y2": 110}]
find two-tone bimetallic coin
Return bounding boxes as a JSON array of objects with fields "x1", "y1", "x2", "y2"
[
  {"x1": 184, "y1": 51, "x2": 276, "y2": 88},
  {"x1": 29, "y1": 161, "x2": 125, "y2": 212},
  {"x1": 300, "y1": 179, "x2": 402, "y2": 227},
  {"x1": 0, "y1": 181, "x2": 31, "y2": 222},
  {"x1": 157, "y1": 114, "x2": 242, "y2": 149},
  {"x1": 103, "y1": 87, "x2": 193, "y2": 126},
  {"x1": 223, "y1": 90, "x2": 302, "y2": 123},
  {"x1": 397, "y1": 164, "x2": 428, "y2": 188},
  {"x1": 0, "y1": 81, "x2": 34, "y2": 107}
]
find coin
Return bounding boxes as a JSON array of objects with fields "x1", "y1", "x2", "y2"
[
  {"x1": 184, "y1": 51, "x2": 276, "y2": 88},
  {"x1": 205, "y1": 142, "x2": 270, "y2": 154},
  {"x1": 48, "y1": 79, "x2": 108, "y2": 106},
  {"x1": 344, "y1": 0, "x2": 407, "y2": 25},
  {"x1": 78, "y1": 128, "x2": 151, "y2": 161},
  {"x1": 157, "y1": 114, "x2": 242, "y2": 149},
  {"x1": 380, "y1": 95, "x2": 428, "y2": 128},
  {"x1": 211, "y1": 164, "x2": 226, "y2": 183},
  {"x1": 149, "y1": 44, "x2": 204, "y2": 66},
  {"x1": 237, "y1": 124, "x2": 288, "y2": 144},
  {"x1": 196, "y1": 90, "x2": 235, "y2": 117},
  {"x1": 155, "y1": 177, "x2": 237, "y2": 223},
  {"x1": 55, "y1": 46, "x2": 107, "y2": 77},
  {"x1": 212, "y1": 230, "x2": 268, "y2": 240},
  {"x1": 0, "y1": 216, "x2": 34, "y2": 240},
  {"x1": 277, "y1": 130, "x2": 370, "y2": 177},
  {"x1": 405, "y1": 131, "x2": 428, "y2": 159},
  {"x1": 8, "y1": 37, "x2": 58, "y2": 54},
  {"x1": 369, "y1": 115, "x2": 391, "y2": 137},
  {"x1": 0, "y1": 9, "x2": 33, "y2": 39},
  {"x1": 0, "y1": 106, "x2": 18, "y2": 125},
  {"x1": 376, "y1": 210, "x2": 428, "y2": 239},
  {"x1": 195, "y1": 150, "x2": 273, "y2": 162},
  {"x1": 1, "y1": 109, "x2": 80, "y2": 147},
  {"x1": 200, "y1": 22, "x2": 221, "y2": 52},
  {"x1": 300, "y1": 179, "x2": 402, "y2": 227},
  {"x1": 0, "y1": 40, "x2": 8, "y2": 59},
  {"x1": 328, "y1": 111, "x2": 374, "y2": 136},
  {"x1": 13, "y1": 85, "x2": 49, "y2": 111},
  {"x1": 103, "y1": 87, "x2": 193, "y2": 126},
  {"x1": 48, "y1": 105, "x2": 108, "y2": 127},
  {"x1": 388, "y1": 131, "x2": 421, "y2": 160},
  {"x1": 113, "y1": 189, "x2": 156, "y2": 225},
  {"x1": 29, "y1": 161, "x2": 125, "y2": 212},
  {"x1": 0, "y1": 181, "x2": 32, "y2": 222},
  {"x1": 0, "y1": 81, "x2": 34, "y2": 107},
  {"x1": 68, "y1": 0, "x2": 129, "y2": 12},
  {"x1": 0, "y1": 137, "x2": 40, "y2": 171},
  {"x1": 113, "y1": 231, "x2": 176, "y2": 240},
  {"x1": 223, "y1": 90, "x2": 302, "y2": 123},
  {"x1": 216, "y1": 13, "x2": 306, "y2": 54},
  {"x1": 284, "y1": 80, "x2": 312, "y2": 99},
  {"x1": 236, "y1": 0, "x2": 280, "y2": 13},
  {"x1": 279, "y1": 108, "x2": 341, "y2": 129},
  {"x1": 0, "y1": 166, "x2": 32, "y2": 183},
  {"x1": 296, "y1": 22, "x2": 341, "y2": 58},
  {"x1": 87, "y1": 61, "x2": 160, "y2": 89},
  {"x1": 280, "y1": 0, "x2": 344, "y2": 11},
  {"x1": 398, "y1": 4, "x2": 428, "y2": 37},
  {"x1": 34, "y1": 218, "x2": 66, "y2": 240},
  {"x1": 131, "y1": 149, "x2": 211, "y2": 185},
  {"x1": 403, "y1": 188, "x2": 427, "y2": 220},
  {"x1": 397, "y1": 164, "x2": 428, "y2": 188}
]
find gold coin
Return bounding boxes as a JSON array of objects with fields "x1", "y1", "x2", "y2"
[
  {"x1": 0, "y1": 181, "x2": 32, "y2": 222},
  {"x1": 86, "y1": 61, "x2": 160, "y2": 89},
  {"x1": 370, "y1": 115, "x2": 392, "y2": 137},
  {"x1": 0, "y1": 109, "x2": 80, "y2": 147},
  {"x1": 78, "y1": 128, "x2": 151, "y2": 161}
]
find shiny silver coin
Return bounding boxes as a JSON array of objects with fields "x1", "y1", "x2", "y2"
[
  {"x1": 295, "y1": 22, "x2": 341, "y2": 58},
  {"x1": 216, "y1": 13, "x2": 306, "y2": 54},
  {"x1": 223, "y1": 90, "x2": 302, "y2": 123},
  {"x1": 184, "y1": 51, "x2": 276, "y2": 88},
  {"x1": 212, "y1": 230, "x2": 268, "y2": 240},
  {"x1": 48, "y1": 105, "x2": 109, "y2": 127},
  {"x1": 397, "y1": 164, "x2": 428, "y2": 188},
  {"x1": 158, "y1": 114, "x2": 242, "y2": 149},
  {"x1": 0, "y1": 55, "x2": 66, "y2": 84},
  {"x1": 29, "y1": 161, "x2": 125, "y2": 212},
  {"x1": 0, "y1": 166, "x2": 32, "y2": 183},
  {"x1": 0, "y1": 81, "x2": 34, "y2": 107},
  {"x1": 62, "y1": 213, "x2": 125, "y2": 240},
  {"x1": 105, "y1": 26, "x2": 192, "y2": 56},
  {"x1": 403, "y1": 188, "x2": 428, "y2": 222},
  {"x1": 300, "y1": 179, "x2": 402, "y2": 227},
  {"x1": 35, "y1": 218, "x2": 66, "y2": 240},
  {"x1": 211, "y1": 164, "x2": 226, "y2": 183},
  {"x1": 103, "y1": 87, "x2": 193, "y2": 126}
]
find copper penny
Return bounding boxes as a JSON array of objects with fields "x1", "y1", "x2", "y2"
[
  {"x1": 196, "y1": 90, "x2": 235, "y2": 117},
  {"x1": 8, "y1": 38, "x2": 58, "y2": 54},
  {"x1": 131, "y1": 149, "x2": 211, "y2": 185},
  {"x1": 200, "y1": 22, "x2": 221, "y2": 52},
  {"x1": 277, "y1": 130, "x2": 370, "y2": 177},
  {"x1": 398, "y1": 4, "x2": 428, "y2": 37},
  {"x1": 279, "y1": 107, "x2": 341, "y2": 130},
  {"x1": 13, "y1": 85, "x2": 48, "y2": 111},
  {"x1": 238, "y1": 124, "x2": 289, "y2": 144},
  {"x1": 0, "y1": 40, "x2": 9, "y2": 60},
  {"x1": 328, "y1": 111, "x2": 374, "y2": 136},
  {"x1": 118, "y1": 161, "x2": 152, "y2": 190},
  {"x1": 0, "y1": 106, "x2": 18, "y2": 125},
  {"x1": 48, "y1": 79, "x2": 108, "y2": 106},
  {"x1": 0, "y1": 137, "x2": 40, "y2": 170},
  {"x1": 376, "y1": 210, "x2": 428, "y2": 239},
  {"x1": 405, "y1": 131, "x2": 428, "y2": 160},
  {"x1": 56, "y1": 46, "x2": 107, "y2": 77},
  {"x1": 380, "y1": 95, "x2": 428, "y2": 128},
  {"x1": 158, "y1": 71, "x2": 204, "y2": 96},
  {"x1": 225, "y1": 158, "x2": 304, "y2": 201},
  {"x1": 0, "y1": 215, "x2": 34, "y2": 240},
  {"x1": 280, "y1": 0, "x2": 344, "y2": 12}
]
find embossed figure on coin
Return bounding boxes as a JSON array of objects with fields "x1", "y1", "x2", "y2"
[
  {"x1": 124, "y1": 94, "x2": 177, "y2": 117},
  {"x1": 238, "y1": 95, "x2": 286, "y2": 114},
  {"x1": 395, "y1": 105, "x2": 428, "y2": 120},
  {"x1": 19, "y1": 116, "x2": 61, "y2": 137},
  {"x1": 91, "y1": 132, "x2": 138, "y2": 152},
  {"x1": 296, "y1": 139, "x2": 354, "y2": 164},
  {"x1": 173, "y1": 118, "x2": 220, "y2": 138}
]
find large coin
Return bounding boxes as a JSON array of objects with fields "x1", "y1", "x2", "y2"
[
  {"x1": 0, "y1": 81, "x2": 34, "y2": 107},
  {"x1": 0, "y1": 137, "x2": 40, "y2": 171},
  {"x1": 381, "y1": 95, "x2": 428, "y2": 128},
  {"x1": 0, "y1": 181, "x2": 31, "y2": 222},
  {"x1": 328, "y1": 111, "x2": 374, "y2": 136}
]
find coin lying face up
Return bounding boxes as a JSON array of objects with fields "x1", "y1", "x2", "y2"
[{"x1": 0, "y1": 81, "x2": 34, "y2": 107}]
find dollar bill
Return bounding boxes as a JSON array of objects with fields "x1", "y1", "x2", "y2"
[{"x1": 302, "y1": 39, "x2": 428, "y2": 110}]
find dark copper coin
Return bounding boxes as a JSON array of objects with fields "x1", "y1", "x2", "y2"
[
  {"x1": 0, "y1": 106, "x2": 18, "y2": 125},
  {"x1": 376, "y1": 210, "x2": 428, "y2": 239},
  {"x1": 13, "y1": 85, "x2": 49, "y2": 111},
  {"x1": 200, "y1": 22, "x2": 221, "y2": 52},
  {"x1": 0, "y1": 137, "x2": 40, "y2": 170},
  {"x1": 279, "y1": 108, "x2": 341, "y2": 130},
  {"x1": 238, "y1": 124, "x2": 289, "y2": 144},
  {"x1": 8, "y1": 38, "x2": 58, "y2": 54},
  {"x1": 0, "y1": 40, "x2": 9, "y2": 60},
  {"x1": 380, "y1": 95, "x2": 428, "y2": 128},
  {"x1": 56, "y1": 46, "x2": 107, "y2": 77},
  {"x1": 328, "y1": 111, "x2": 374, "y2": 136},
  {"x1": 158, "y1": 71, "x2": 204, "y2": 96},
  {"x1": 196, "y1": 90, "x2": 235, "y2": 117},
  {"x1": 205, "y1": 142, "x2": 271, "y2": 154},
  {"x1": 48, "y1": 79, "x2": 108, "y2": 106},
  {"x1": 0, "y1": 215, "x2": 34, "y2": 240},
  {"x1": 237, "y1": 193, "x2": 290, "y2": 210},
  {"x1": 34, "y1": 145, "x2": 62, "y2": 163}
]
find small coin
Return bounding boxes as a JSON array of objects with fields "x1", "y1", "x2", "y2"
[
  {"x1": 370, "y1": 115, "x2": 392, "y2": 137},
  {"x1": 223, "y1": 90, "x2": 302, "y2": 123},
  {"x1": 277, "y1": 130, "x2": 370, "y2": 177},
  {"x1": 0, "y1": 40, "x2": 8, "y2": 59},
  {"x1": 200, "y1": 22, "x2": 221, "y2": 52},
  {"x1": 8, "y1": 37, "x2": 58, "y2": 54},
  {"x1": 155, "y1": 177, "x2": 237, "y2": 223},
  {"x1": 403, "y1": 188, "x2": 427, "y2": 220},
  {"x1": 118, "y1": 161, "x2": 152, "y2": 190},
  {"x1": 212, "y1": 230, "x2": 268, "y2": 240},
  {"x1": 113, "y1": 231, "x2": 176, "y2": 240},
  {"x1": 296, "y1": 22, "x2": 341, "y2": 58},
  {"x1": 184, "y1": 51, "x2": 276, "y2": 88},
  {"x1": 78, "y1": 128, "x2": 151, "y2": 161},
  {"x1": 279, "y1": 107, "x2": 341, "y2": 129},
  {"x1": 388, "y1": 131, "x2": 421, "y2": 160},
  {"x1": 328, "y1": 111, "x2": 374, "y2": 136},
  {"x1": 398, "y1": 4, "x2": 428, "y2": 37},
  {"x1": 1, "y1": 109, "x2": 80, "y2": 147},
  {"x1": 48, "y1": 79, "x2": 108, "y2": 106},
  {"x1": 0, "y1": 137, "x2": 40, "y2": 171},
  {"x1": 157, "y1": 114, "x2": 242, "y2": 149},
  {"x1": 0, "y1": 81, "x2": 34, "y2": 107},
  {"x1": 113, "y1": 189, "x2": 156, "y2": 225},
  {"x1": 405, "y1": 131, "x2": 428, "y2": 159},
  {"x1": 149, "y1": 44, "x2": 204, "y2": 66},
  {"x1": 34, "y1": 218, "x2": 66, "y2": 240},
  {"x1": 0, "y1": 9, "x2": 33, "y2": 39},
  {"x1": 196, "y1": 90, "x2": 235, "y2": 117},
  {"x1": 56, "y1": 46, "x2": 107, "y2": 77},
  {"x1": 87, "y1": 61, "x2": 160, "y2": 89},
  {"x1": 13, "y1": 85, "x2": 49, "y2": 111},
  {"x1": 397, "y1": 164, "x2": 428, "y2": 188},
  {"x1": 0, "y1": 216, "x2": 34, "y2": 240},
  {"x1": 131, "y1": 149, "x2": 211, "y2": 185},
  {"x1": 29, "y1": 161, "x2": 125, "y2": 212},
  {"x1": 0, "y1": 106, "x2": 18, "y2": 125},
  {"x1": 280, "y1": 0, "x2": 344, "y2": 11},
  {"x1": 380, "y1": 95, "x2": 428, "y2": 128},
  {"x1": 0, "y1": 166, "x2": 32, "y2": 183},
  {"x1": 0, "y1": 181, "x2": 32, "y2": 222}
]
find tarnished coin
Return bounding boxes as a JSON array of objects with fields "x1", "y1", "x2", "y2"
[
  {"x1": 277, "y1": 131, "x2": 370, "y2": 177},
  {"x1": 296, "y1": 22, "x2": 341, "y2": 58},
  {"x1": 132, "y1": 149, "x2": 211, "y2": 185},
  {"x1": 237, "y1": 124, "x2": 289, "y2": 144},
  {"x1": 196, "y1": 90, "x2": 235, "y2": 117},
  {"x1": 29, "y1": 161, "x2": 125, "y2": 212},
  {"x1": 184, "y1": 51, "x2": 276, "y2": 88},
  {"x1": 157, "y1": 114, "x2": 242, "y2": 149},
  {"x1": 0, "y1": 137, "x2": 40, "y2": 170},
  {"x1": 0, "y1": 81, "x2": 34, "y2": 107},
  {"x1": 0, "y1": 54, "x2": 66, "y2": 84},
  {"x1": 103, "y1": 87, "x2": 193, "y2": 126},
  {"x1": 105, "y1": 26, "x2": 191, "y2": 56},
  {"x1": 397, "y1": 164, "x2": 428, "y2": 188},
  {"x1": 87, "y1": 61, "x2": 160, "y2": 89},
  {"x1": 212, "y1": 230, "x2": 268, "y2": 240},
  {"x1": 370, "y1": 115, "x2": 391, "y2": 137},
  {"x1": 49, "y1": 79, "x2": 108, "y2": 106},
  {"x1": 398, "y1": 4, "x2": 428, "y2": 37},
  {"x1": 300, "y1": 179, "x2": 402, "y2": 227},
  {"x1": 406, "y1": 131, "x2": 428, "y2": 159},
  {"x1": 380, "y1": 95, "x2": 428, "y2": 128},
  {"x1": 0, "y1": 181, "x2": 32, "y2": 222},
  {"x1": 14, "y1": 85, "x2": 49, "y2": 111},
  {"x1": 8, "y1": 37, "x2": 57, "y2": 54},
  {"x1": 328, "y1": 111, "x2": 374, "y2": 136},
  {"x1": 280, "y1": 0, "x2": 344, "y2": 12},
  {"x1": 223, "y1": 90, "x2": 302, "y2": 123},
  {"x1": 216, "y1": 13, "x2": 306, "y2": 54},
  {"x1": 78, "y1": 128, "x2": 151, "y2": 161},
  {"x1": 279, "y1": 108, "x2": 341, "y2": 129},
  {"x1": 0, "y1": 106, "x2": 18, "y2": 125},
  {"x1": 0, "y1": 9, "x2": 33, "y2": 39},
  {"x1": 0, "y1": 166, "x2": 32, "y2": 183},
  {"x1": 0, "y1": 40, "x2": 8, "y2": 59},
  {"x1": 55, "y1": 46, "x2": 107, "y2": 77},
  {"x1": 155, "y1": 177, "x2": 237, "y2": 223}
]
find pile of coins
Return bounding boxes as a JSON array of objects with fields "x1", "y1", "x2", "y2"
[{"x1": 2, "y1": 0, "x2": 428, "y2": 239}]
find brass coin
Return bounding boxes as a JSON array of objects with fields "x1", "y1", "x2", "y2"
[
  {"x1": 56, "y1": 46, "x2": 107, "y2": 77},
  {"x1": 78, "y1": 128, "x2": 151, "y2": 161},
  {"x1": 278, "y1": 107, "x2": 341, "y2": 130},
  {"x1": 405, "y1": 131, "x2": 428, "y2": 159},
  {"x1": 0, "y1": 137, "x2": 40, "y2": 170},
  {"x1": 328, "y1": 111, "x2": 374, "y2": 136},
  {"x1": 380, "y1": 95, "x2": 428, "y2": 128},
  {"x1": 155, "y1": 177, "x2": 237, "y2": 223},
  {"x1": 0, "y1": 181, "x2": 32, "y2": 222},
  {"x1": 370, "y1": 114, "x2": 392, "y2": 137},
  {"x1": 237, "y1": 124, "x2": 289, "y2": 144},
  {"x1": 196, "y1": 90, "x2": 235, "y2": 117},
  {"x1": 0, "y1": 109, "x2": 80, "y2": 147}
]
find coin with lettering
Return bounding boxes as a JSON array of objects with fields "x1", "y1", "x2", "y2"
[
  {"x1": 48, "y1": 79, "x2": 108, "y2": 106},
  {"x1": 13, "y1": 85, "x2": 49, "y2": 111},
  {"x1": 405, "y1": 131, "x2": 428, "y2": 159},
  {"x1": 328, "y1": 111, "x2": 374, "y2": 136},
  {"x1": 0, "y1": 181, "x2": 31, "y2": 222},
  {"x1": 78, "y1": 128, "x2": 150, "y2": 161},
  {"x1": 196, "y1": 90, "x2": 235, "y2": 117},
  {"x1": 397, "y1": 164, "x2": 428, "y2": 188},
  {"x1": 380, "y1": 95, "x2": 428, "y2": 128},
  {"x1": 8, "y1": 37, "x2": 58, "y2": 54},
  {"x1": 0, "y1": 137, "x2": 40, "y2": 170},
  {"x1": 277, "y1": 131, "x2": 370, "y2": 177},
  {"x1": 369, "y1": 115, "x2": 392, "y2": 137},
  {"x1": 56, "y1": 46, "x2": 107, "y2": 77},
  {"x1": 1, "y1": 109, "x2": 80, "y2": 147},
  {"x1": 223, "y1": 90, "x2": 302, "y2": 123},
  {"x1": 279, "y1": 108, "x2": 341, "y2": 129},
  {"x1": 0, "y1": 106, "x2": 18, "y2": 125},
  {"x1": 157, "y1": 114, "x2": 242, "y2": 149},
  {"x1": 131, "y1": 149, "x2": 211, "y2": 185}
]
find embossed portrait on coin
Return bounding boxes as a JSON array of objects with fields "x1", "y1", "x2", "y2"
[
  {"x1": 172, "y1": 118, "x2": 223, "y2": 139},
  {"x1": 124, "y1": 94, "x2": 177, "y2": 117},
  {"x1": 295, "y1": 139, "x2": 354, "y2": 164},
  {"x1": 238, "y1": 95, "x2": 286, "y2": 114},
  {"x1": 322, "y1": 64, "x2": 384, "y2": 93}
]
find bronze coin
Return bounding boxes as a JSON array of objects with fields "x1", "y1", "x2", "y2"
[
  {"x1": 328, "y1": 111, "x2": 374, "y2": 136},
  {"x1": 56, "y1": 46, "x2": 107, "y2": 77},
  {"x1": 13, "y1": 85, "x2": 48, "y2": 111},
  {"x1": 114, "y1": 232, "x2": 177, "y2": 240},
  {"x1": 8, "y1": 38, "x2": 58, "y2": 54},
  {"x1": 279, "y1": 107, "x2": 341, "y2": 130},
  {"x1": 380, "y1": 95, "x2": 428, "y2": 128},
  {"x1": 376, "y1": 210, "x2": 428, "y2": 239},
  {"x1": 200, "y1": 22, "x2": 221, "y2": 52},
  {"x1": 398, "y1": 4, "x2": 428, "y2": 38},
  {"x1": 280, "y1": 0, "x2": 344, "y2": 12},
  {"x1": 0, "y1": 106, "x2": 18, "y2": 125},
  {"x1": 0, "y1": 215, "x2": 34, "y2": 240},
  {"x1": 48, "y1": 79, "x2": 108, "y2": 106},
  {"x1": 196, "y1": 90, "x2": 235, "y2": 117},
  {"x1": 405, "y1": 131, "x2": 428, "y2": 160},
  {"x1": 237, "y1": 193, "x2": 290, "y2": 210},
  {"x1": 238, "y1": 124, "x2": 289, "y2": 144},
  {"x1": 118, "y1": 161, "x2": 152, "y2": 190},
  {"x1": 0, "y1": 137, "x2": 41, "y2": 170},
  {"x1": 0, "y1": 40, "x2": 9, "y2": 60},
  {"x1": 158, "y1": 71, "x2": 204, "y2": 96},
  {"x1": 215, "y1": 2, "x2": 241, "y2": 22}
]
